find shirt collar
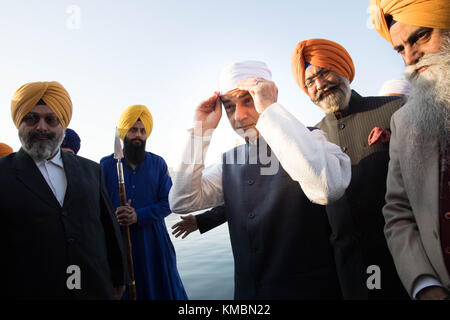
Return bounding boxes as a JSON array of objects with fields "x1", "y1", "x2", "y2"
[
  {"x1": 49, "y1": 149, "x2": 64, "y2": 168},
  {"x1": 34, "y1": 148, "x2": 64, "y2": 169}
]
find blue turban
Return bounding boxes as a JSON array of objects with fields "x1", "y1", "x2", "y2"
[{"x1": 61, "y1": 128, "x2": 81, "y2": 154}]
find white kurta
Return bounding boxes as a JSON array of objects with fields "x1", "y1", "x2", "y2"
[{"x1": 169, "y1": 102, "x2": 351, "y2": 213}]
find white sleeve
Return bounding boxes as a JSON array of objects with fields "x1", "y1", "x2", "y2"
[
  {"x1": 412, "y1": 276, "x2": 443, "y2": 299},
  {"x1": 256, "y1": 103, "x2": 351, "y2": 205},
  {"x1": 168, "y1": 129, "x2": 224, "y2": 213}
]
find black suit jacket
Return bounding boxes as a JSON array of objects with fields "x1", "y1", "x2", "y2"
[{"x1": 0, "y1": 149, "x2": 127, "y2": 299}]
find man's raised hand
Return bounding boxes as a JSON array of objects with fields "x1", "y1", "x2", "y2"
[
  {"x1": 237, "y1": 77, "x2": 278, "y2": 114},
  {"x1": 193, "y1": 91, "x2": 222, "y2": 136}
]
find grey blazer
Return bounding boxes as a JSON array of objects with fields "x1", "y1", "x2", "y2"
[{"x1": 383, "y1": 106, "x2": 450, "y2": 296}]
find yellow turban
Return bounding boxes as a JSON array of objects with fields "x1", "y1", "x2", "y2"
[
  {"x1": 117, "y1": 104, "x2": 153, "y2": 140},
  {"x1": 11, "y1": 81, "x2": 72, "y2": 129},
  {"x1": 291, "y1": 39, "x2": 355, "y2": 94},
  {"x1": 0, "y1": 143, "x2": 13, "y2": 157},
  {"x1": 370, "y1": 0, "x2": 450, "y2": 45}
]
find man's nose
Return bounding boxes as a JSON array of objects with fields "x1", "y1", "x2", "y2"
[
  {"x1": 136, "y1": 131, "x2": 145, "y2": 138},
  {"x1": 315, "y1": 77, "x2": 327, "y2": 91},
  {"x1": 404, "y1": 46, "x2": 423, "y2": 66},
  {"x1": 234, "y1": 104, "x2": 247, "y2": 122},
  {"x1": 35, "y1": 116, "x2": 49, "y2": 131}
]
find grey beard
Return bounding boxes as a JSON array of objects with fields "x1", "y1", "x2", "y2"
[
  {"x1": 403, "y1": 38, "x2": 450, "y2": 154},
  {"x1": 19, "y1": 130, "x2": 65, "y2": 161},
  {"x1": 313, "y1": 75, "x2": 351, "y2": 114}
]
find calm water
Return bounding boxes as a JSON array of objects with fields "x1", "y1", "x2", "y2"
[{"x1": 165, "y1": 213, "x2": 235, "y2": 300}]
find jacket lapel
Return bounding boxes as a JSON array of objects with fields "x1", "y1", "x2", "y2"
[
  {"x1": 13, "y1": 148, "x2": 60, "y2": 209},
  {"x1": 61, "y1": 151, "x2": 83, "y2": 209}
]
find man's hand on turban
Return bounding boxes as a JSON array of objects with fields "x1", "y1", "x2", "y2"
[
  {"x1": 236, "y1": 77, "x2": 278, "y2": 114},
  {"x1": 193, "y1": 91, "x2": 222, "y2": 136}
]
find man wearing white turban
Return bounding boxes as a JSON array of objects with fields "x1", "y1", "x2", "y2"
[
  {"x1": 378, "y1": 76, "x2": 412, "y2": 96},
  {"x1": 169, "y1": 60, "x2": 351, "y2": 299}
]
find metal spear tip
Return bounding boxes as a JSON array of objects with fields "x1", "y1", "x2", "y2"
[{"x1": 114, "y1": 127, "x2": 124, "y2": 159}]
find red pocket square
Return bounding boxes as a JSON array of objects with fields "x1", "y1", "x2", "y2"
[{"x1": 368, "y1": 127, "x2": 391, "y2": 146}]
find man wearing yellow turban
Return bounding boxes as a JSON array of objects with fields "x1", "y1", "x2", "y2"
[
  {"x1": 0, "y1": 81, "x2": 127, "y2": 299},
  {"x1": 117, "y1": 104, "x2": 153, "y2": 141},
  {"x1": 101, "y1": 104, "x2": 187, "y2": 300},
  {"x1": 291, "y1": 38, "x2": 408, "y2": 300},
  {"x1": 370, "y1": 0, "x2": 450, "y2": 300}
]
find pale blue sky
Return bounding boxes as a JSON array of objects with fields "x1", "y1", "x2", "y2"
[{"x1": 0, "y1": 0, "x2": 405, "y2": 166}]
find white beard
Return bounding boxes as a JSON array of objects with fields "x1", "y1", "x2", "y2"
[
  {"x1": 313, "y1": 75, "x2": 351, "y2": 114},
  {"x1": 403, "y1": 38, "x2": 450, "y2": 154}
]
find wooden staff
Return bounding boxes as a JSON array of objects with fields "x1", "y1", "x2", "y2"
[{"x1": 115, "y1": 129, "x2": 137, "y2": 300}]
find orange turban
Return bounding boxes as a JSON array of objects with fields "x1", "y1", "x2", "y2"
[
  {"x1": 291, "y1": 39, "x2": 355, "y2": 94},
  {"x1": 370, "y1": 0, "x2": 450, "y2": 45},
  {"x1": 117, "y1": 104, "x2": 153, "y2": 140},
  {"x1": 11, "y1": 81, "x2": 72, "y2": 129},
  {"x1": 0, "y1": 143, "x2": 13, "y2": 157}
]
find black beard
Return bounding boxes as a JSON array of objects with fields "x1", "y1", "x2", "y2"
[{"x1": 123, "y1": 137, "x2": 146, "y2": 165}]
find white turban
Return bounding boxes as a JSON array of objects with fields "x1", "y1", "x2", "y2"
[
  {"x1": 219, "y1": 60, "x2": 272, "y2": 94},
  {"x1": 378, "y1": 76, "x2": 412, "y2": 96}
]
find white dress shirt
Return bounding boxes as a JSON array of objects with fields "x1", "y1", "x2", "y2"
[
  {"x1": 169, "y1": 102, "x2": 351, "y2": 213},
  {"x1": 34, "y1": 149, "x2": 67, "y2": 206}
]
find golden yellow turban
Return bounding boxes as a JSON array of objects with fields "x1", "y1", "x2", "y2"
[
  {"x1": 11, "y1": 81, "x2": 72, "y2": 129},
  {"x1": 291, "y1": 39, "x2": 355, "y2": 94},
  {"x1": 370, "y1": 0, "x2": 450, "y2": 45},
  {"x1": 0, "y1": 143, "x2": 13, "y2": 157},
  {"x1": 117, "y1": 104, "x2": 153, "y2": 140}
]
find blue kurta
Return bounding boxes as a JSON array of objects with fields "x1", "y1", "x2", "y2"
[{"x1": 100, "y1": 152, "x2": 187, "y2": 300}]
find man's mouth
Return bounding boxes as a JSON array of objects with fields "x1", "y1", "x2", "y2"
[
  {"x1": 321, "y1": 89, "x2": 334, "y2": 98},
  {"x1": 318, "y1": 87, "x2": 338, "y2": 100},
  {"x1": 239, "y1": 124, "x2": 255, "y2": 130},
  {"x1": 30, "y1": 131, "x2": 55, "y2": 141},
  {"x1": 417, "y1": 65, "x2": 429, "y2": 74}
]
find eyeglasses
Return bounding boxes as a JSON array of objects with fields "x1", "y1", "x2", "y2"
[
  {"x1": 304, "y1": 68, "x2": 332, "y2": 89},
  {"x1": 21, "y1": 112, "x2": 60, "y2": 127}
]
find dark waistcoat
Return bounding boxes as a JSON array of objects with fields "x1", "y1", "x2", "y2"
[{"x1": 222, "y1": 138, "x2": 341, "y2": 300}]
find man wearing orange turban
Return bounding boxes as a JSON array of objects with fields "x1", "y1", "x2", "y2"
[
  {"x1": 369, "y1": 0, "x2": 450, "y2": 45},
  {"x1": 0, "y1": 81, "x2": 127, "y2": 299},
  {"x1": 100, "y1": 104, "x2": 187, "y2": 300},
  {"x1": 291, "y1": 38, "x2": 408, "y2": 300},
  {"x1": 0, "y1": 143, "x2": 13, "y2": 157},
  {"x1": 369, "y1": 0, "x2": 450, "y2": 300}
]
